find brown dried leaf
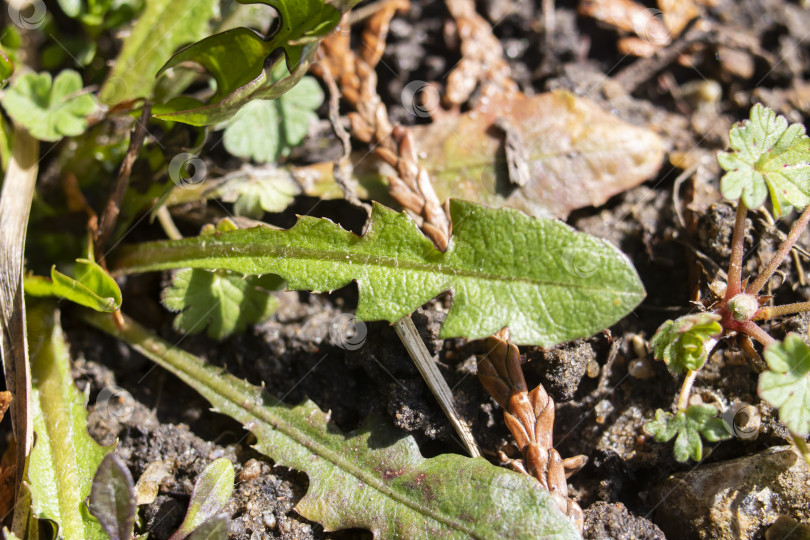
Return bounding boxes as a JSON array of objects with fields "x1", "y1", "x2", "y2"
[
  {"x1": 659, "y1": 0, "x2": 699, "y2": 37},
  {"x1": 413, "y1": 90, "x2": 666, "y2": 219},
  {"x1": 579, "y1": 0, "x2": 670, "y2": 46}
]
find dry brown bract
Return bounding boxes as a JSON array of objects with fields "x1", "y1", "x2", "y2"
[
  {"x1": 477, "y1": 333, "x2": 587, "y2": 531},
  {"x1": 443, "y1": 0, "x2": 518, "y2": 106},
  {"x1": 316, "y1": 2, "x2": 451, "y2": 250}
]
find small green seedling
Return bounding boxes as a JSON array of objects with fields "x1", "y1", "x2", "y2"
[
  {"x1": 649, "y1": 104, "x2": 810, "y2": 462},
  {"x1": 645, "y1": 404, "x2": 730, "y2": 462},
  {"x1": 168, "y1": 457, "x2": 235, "y2": 540},
  {"x1": 87, "y1": 455, "x2": 234, "y2": 540},
  {"x1": 87, "y1": 454, "x2": 137, "y2": 540}
]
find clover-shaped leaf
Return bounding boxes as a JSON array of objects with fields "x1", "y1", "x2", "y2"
[
  {"x1": 0, "y1": 70, "x2": 96, "y2": 141},
  {"x1": 221, "y1": 66, "x2": 323, "y2": 164},
  {"x1": 213, "y1": 170, "x2": 301, "y2": 219},
  {"x1": 651, "y1": 313, "x2": 722, "y2": 374},
  {"x1": 162, "y1": 268, "x2": 284, "y2": 340},
  {"x1": 717, "y1": 104, "x2": 810, "y2": 216},
  {"x1": 644, "y1": 404, "x2": 729, "y2": 462},
  {"x1": 760, "y1": 333, "x2": 810, "y2": 437}
]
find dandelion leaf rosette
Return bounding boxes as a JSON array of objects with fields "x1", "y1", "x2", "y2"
[{"x1": 114, "y1": 200, "x2": 645, "y2": 346}]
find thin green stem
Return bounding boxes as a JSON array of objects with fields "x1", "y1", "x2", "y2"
[
  {"x1": 754, "y1": 301, "x2": 810, "y2": 321},
  {"x1": 746, "y1": 204, "x2": 810, "y2": 296},
  {"x1": 792, "y1": 434, "x2": 810, "y2": 467},
  {"x1": 677, "y1": 370, "x2": 698, "y2": 411},
  {"x1": 725, "y1": 201, "x2": 748, "y2": 300}
]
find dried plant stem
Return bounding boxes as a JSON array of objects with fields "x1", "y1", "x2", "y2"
[
  {"x1": 443, "y1": 0, "x2": 518, "y2": 105},
  {"x1": 317, "y1": 51, "x2": 368, "y2": 214},
  {"x1": 94, "y1": 103, "x2": 151, "y2": 264},
  {"x1": 746, "y1": 204, "x2": 810, "y2": 297},
  {"x1": 393, "y1": 316, "x2": 479, "y2": 457},
  {"x1": 0, "y1": 124, "x2": 38, "y2": 492},
  {"x1": 726, "y1": 201, "x2": 748, "y2": 299},
  {"x1": 317, "y1": 5, "x2": 451, "y2": 249}
]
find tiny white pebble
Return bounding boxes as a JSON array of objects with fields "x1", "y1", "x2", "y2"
[{"x1": 263, "y1": 512, "x2": 277, "y2": 529}]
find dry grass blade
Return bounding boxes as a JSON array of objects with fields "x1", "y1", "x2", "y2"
[
  {"x1": 0, "y1": 125, "x2": 38, "y2": 492},
  {"x1": 477, "y1": 332, "x2": 587, "y2": 532}
]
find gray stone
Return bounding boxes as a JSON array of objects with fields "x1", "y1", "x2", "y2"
[{"x1": 651, "y1": 446, "x2": 810, "y2": 540}]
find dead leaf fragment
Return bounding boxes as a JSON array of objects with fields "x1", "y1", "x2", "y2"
[
  {"x1": 579, "y1": 0, "x2": 670, "y2": 46},
  {"x1": 0, "y1": 391, "x2": 11, "y2": 423},
  {"x1": 659, "y1": 0, "x2": 699, "y2": 37},
  {"x1": 413, "y1": 90, "x2": 666, "y2": 219},
  {"x1": 133, "y1": 460, "x2": 173, "y2": 505}
]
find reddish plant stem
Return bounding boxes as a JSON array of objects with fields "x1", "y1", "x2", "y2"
[
  {"x1": 746, "y1": 204, "x2": 810, "y2": 297},
  {"x1": 739, "y1": 321, "x2": 775, "y2": 346},
  {"x1": 754, "y1": 301, "x2": 810, "y2": 321},
  {"x1": 725, "y1": 201, "x2": 749, "y2": 300}
]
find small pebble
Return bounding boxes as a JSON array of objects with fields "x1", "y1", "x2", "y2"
[
  {"x1": 628, "y1": 357, "x2": 655, "y2": 379},
  {"x1": 262, "y1": 512, "x2": 277, "y2": 529},
  {"x1": 239, "y1": 458, "x2": 263, "y2": 482},
  {"x1": 595, "y1": 399, "x2": 614, "y2": 424},
  {"x1": 689, "y1": 394, "x2": 706, "y2": 406},
  {"x1": 629, "y1": 334, "x2": 647, "y2": 359}
]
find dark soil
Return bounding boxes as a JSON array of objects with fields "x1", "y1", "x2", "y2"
[{"x1": 17, "y1": 0, "x2": 810, "y2": 538}]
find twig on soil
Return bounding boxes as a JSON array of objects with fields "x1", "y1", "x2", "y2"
[
  {"x1": 94, "y1": 102, "x2": 151, "y2": 265},
  {"x1": 393, "y1": 316, "x2": 480, "y2": 457},
  {"x1": 316, "y1": 50, "x2": 369, "y2": 215},
  {"x1": 612, "y1": 18, "x2": 704, "y2": 93},
  {"x1": 476, "y1": 331, "x2": 586, "y2": 531}
]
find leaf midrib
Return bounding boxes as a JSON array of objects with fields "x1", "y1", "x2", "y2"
[
  {"x1": 112, "y1": 317, "x2": 487, "y2": 538},
  {"x1": 118, "y1": 240, "x2": 637, "y2": 295}
]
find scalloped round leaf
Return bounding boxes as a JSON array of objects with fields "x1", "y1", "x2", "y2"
[
  {"x1": 718, "y1": 104, "x2": 810, "y2": 215},
  {"x1": 760, "y1": 333, "x2": 810, "y2": 436}
]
